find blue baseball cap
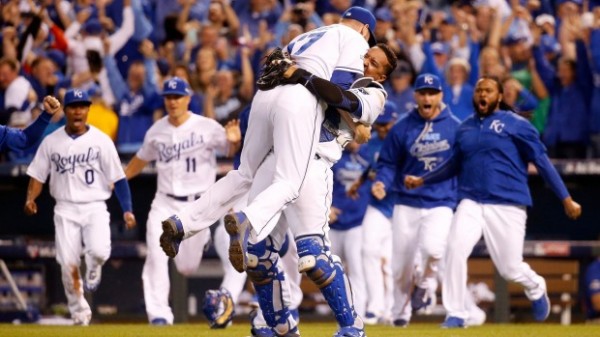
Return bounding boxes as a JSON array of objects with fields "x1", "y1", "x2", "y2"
[
  {"x1": 162, "y1": 77, "x2": 191, "y2": 96},
  {"x1": 82, "y1": 18, "x2": 103, "y2": 35},
  {"x1": 375, "y1": 8, "x2": 393, "y2": 23},
  {"x1": 540, "y1": 35, "x2": 561, "y2": 54},
  {"x1": 342, "y1": 6, "x2": 377, "y2": 47},
  {"x1": 414, "y1": 74, "x2": 442, "y2": 92},
  {"x1": 376, "y1": 101, "x2": 398, "y2": 124},
  {"x1": 63, "y1": 89, "x2": 92, "y2": 106},
  {"x1": 431, "y1": 42, "x2": 450, "y2": 55}
]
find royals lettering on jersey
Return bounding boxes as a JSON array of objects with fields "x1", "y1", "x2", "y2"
[
  {"x1": 27, "y1": 126, "x2": 126, "y2": 203},
  {"x1": 136, "y1": 114, "x2": 228, "y2": 196},
  {"x1": 50, "y1": 147, "x2": 101, "y2": 174},
  {"x1": 157, "y1": 132, "x2": 205, "y2": 163},
  {"x1": 376, "y1": 106, "x2": 460, "y2": 209}
]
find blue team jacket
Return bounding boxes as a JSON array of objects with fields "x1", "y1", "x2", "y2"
[
  {"x1": 359, "y1": 135, "x2": 394, "y2": 218},
  {"x1": 376, "y1": 106, "x2": 460, "y2": 209},
  {"x1": 330, "y1": 149, "x2": 371, "y2": 231},
  {"x1": 425, "y1": 110, "x2": 569, "y2": 207}
]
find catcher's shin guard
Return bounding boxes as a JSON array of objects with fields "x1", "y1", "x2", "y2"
[
  {"x1": 247, "y1": 237, "x2": 298, "y2": 336},
  {"x1": 296, "y1": 235, "x2": 357, "y2": 327}
]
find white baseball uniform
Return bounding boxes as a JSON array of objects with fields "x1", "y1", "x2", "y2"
[
  {"x1": 175, "y1": 23, "x2": 370, "y2": 242},
  {"x1": 26, "y1": 126, "x2": 126, "y2": 325},
  {"x1": 136, "y1": 113, "x2": 231, "y2": 324}
]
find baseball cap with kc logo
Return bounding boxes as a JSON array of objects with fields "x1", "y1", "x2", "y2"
[
  {"x1": 414, "y1": 74, "x2": 442, "y2": 92},
  {"x1": 63, "y1": 89, "x2": 92, "y2": 106},
  {"x1": 162, "y1": 77, "x2": 191, "y2": 96}
]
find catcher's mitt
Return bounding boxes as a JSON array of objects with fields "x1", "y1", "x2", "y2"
[{"x1": 256, "y1": 47, "x2": 294, "y2": 91}]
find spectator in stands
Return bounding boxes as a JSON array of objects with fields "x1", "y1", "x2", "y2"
[
  {"x1": 205, "y1": 0, "x2": 240, "y2": 40},
  {"x1": 444, "y1": 57, "x2": 474, "y2": 121},
  {"x1": 588, "y1": 11, "x2": 600, "y2": 158},
  {"x1": 0, "y1": 57, "x2": 35, "y2": 125},
  {"x1": 105, "y1": 39, "x2": 162, "y2": 154},
  {"x1": 203, "y1": 47, "x2": 254, "y2": 124},
  {"x1": 502, "y1": 76, "x2": 539, "y2": 120},
  {"x1": 534, "y1": 20, "x2": 591, "y2": 158},
  {"x1": 27, "y1": 57, "x2": 59, "y2": 103},
  {"x1": 584, "y1": 258, "x2": 600, "y2": 323},
  {"x1": 86, "y1": 84, "x2": 118, "y2": 141},
  {"x1": 384, "y1": 61, "x2": 415, "y2": 115},
  {"x1": 232, "y1": 0, "x2": 282, "y2": 37}
]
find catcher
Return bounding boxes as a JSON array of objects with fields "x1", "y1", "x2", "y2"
[{"x1": 239, "y1": 44, "x2": 397, "y2": 337}]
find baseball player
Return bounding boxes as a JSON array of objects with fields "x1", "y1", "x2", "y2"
[
  {"x1": 347, "y1": 101, "x2": 398, "y2": 325},
  {"x1": 123, "y1": 77, "x2": 241, "y2": 325},
  {"x1": 24, "y1": 90, "x2": 136, "y2": 326},
  {"x1": 328, "y1": 141, "x2": 371, "y2": 318},
  {"x1": 235, "y1": 45, "x2": 397, "y2": 337},
  {"x1": 160, "y1": 6, "x2": 377, "y2": 260},
  {"x1": 372, "y1": 74, "x2": 460, "y2": 327},
  {"x1": 405, "y1": 76, "x2": 582, "y2": 328},
  {"x1": 0, "y1": 96, "x2": 58, "y2": 151}
]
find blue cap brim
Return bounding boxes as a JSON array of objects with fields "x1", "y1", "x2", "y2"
[{"x1": 161, "y1": 90, "x2": 190, "y2": 96}]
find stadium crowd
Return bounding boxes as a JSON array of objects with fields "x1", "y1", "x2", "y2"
[
  {"x1": 0, "y1": 0, "x2": 594, "y2": 330},
  {"x1": 1, "y1": 0, "x2": 600, "y2": 161}
]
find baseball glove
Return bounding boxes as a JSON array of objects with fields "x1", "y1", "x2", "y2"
[{"x1": 256, "y1": 47, "x2": 294, "y2": 91}]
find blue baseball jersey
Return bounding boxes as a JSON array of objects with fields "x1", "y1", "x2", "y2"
[
  {"x1": 424, "y1": 110, "x2": 569, "y2": 206},
  {"x1": 376, "y1": 106, "x2": 460, "y2": 209},
  {"x1": 584, "y1": 260, "x2": 600, "y2": 319},
  {"x1": 359, "y1": 134, "x2": 394, "y2": 218},
  {"x1": 330, "y1": 149, "x2": 371, "y2": 231}
]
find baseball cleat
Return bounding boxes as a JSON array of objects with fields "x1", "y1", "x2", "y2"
[
  {"x1": 202, "y1": 288, "x2": 235, "y2": 329},
  {"x1": 150, "y1": 318, "x2": 168, "y2": 325},
  {"x1": 392, "y1": 319, "x2": 408, "y2": 328},
  {"x1": 251, "y1": 327, "x2": 276, "y2": 337},
  {"x1": 333, "y1": 326, "x2": 366, "y2": 337},
  {"x1": 84, "y1": 265, "x2": 102, "y2": 293},
  {"x1": 363, "y1": 312, "x2": 378, "y2": 325},
  {"x1": 531, "y1": 292, "x2": 550, "y2": 322},
  {"x1": 411, "y1": 286, "x2": 431, "y2": 311},
  {"x1": 441, "y1": 316, "x2": 465, "y2": 328},
  {"x1": 224, "y1": 212, "x2": 251, "y2": 273},
  {"x1": 160, "y1": 215, "x2": 185, "y2": 258}
]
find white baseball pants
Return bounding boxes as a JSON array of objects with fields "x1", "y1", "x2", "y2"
[
  {"x1": 361, "y1": 205, "x2": 393, "y2": 319},
  {"x1": 53, "y1": 201, "x2": 111, "y2": 325},
  {"x1": 442, "y1": 199, "x2": 546, "y2": 320},
  {"x1": 391, "y1": 204, "x2": 453, "y2": 322},
  {"x1": 329, "y1": 226, "x2": 367, "y2": 317},
  {"x1": 177, "y1": 85, "x2": 324, "y2": 242},
  {"x1": 143, "y1": 193, "x2": 211, "y2": 324}
]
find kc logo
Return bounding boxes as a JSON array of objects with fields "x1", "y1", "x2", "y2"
[
  {"x1": 168, "y1": 80, "x2": 178, "y2": 89},
  {"x1": 490, "y1": 120, "x2": 505, "y2": 133},
  {"x1": 424, "y1": 75, "x2": 433, "y2": 84},
  {"x1": 74, "y1": 90, "x2": 83, "y2": 98}
]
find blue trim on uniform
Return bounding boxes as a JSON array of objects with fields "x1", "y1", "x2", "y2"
[
  {"x1": 331, "y1": 70, "x2": 361, "y2": 90},
  {"x1": 114, "y1": 178, "x2": 133, "y2": 212}
]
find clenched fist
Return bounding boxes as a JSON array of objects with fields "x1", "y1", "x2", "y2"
[{"x1": 42, "y1": 96, "x2": 61, "y2": 115}]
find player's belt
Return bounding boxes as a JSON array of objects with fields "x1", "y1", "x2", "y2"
[{"x1": 165, "y1": 193, "x2": 202, "y2": 202}]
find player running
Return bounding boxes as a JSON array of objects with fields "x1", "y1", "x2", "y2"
[
  {"x1": 405, "y1": 76, "x2": 582, "y2": 328},
  {"x1": 371, "y1": 74, "x2": 460, "y2": 327},
  {"x1": 25, "y1": 90, "x2": 136, "y2": 326},
  {"x1": 124, "y1": 77, "x2": 241, "y2": 325}
]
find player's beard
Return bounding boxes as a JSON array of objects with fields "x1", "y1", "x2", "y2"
[{"x1": 473, "y1": 97, "x2": 499, "y2": 117}]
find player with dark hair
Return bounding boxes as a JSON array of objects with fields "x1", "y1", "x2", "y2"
[
  {"x1": 405, "y1": 76, "x2": 582, "y2": 328},
  {"x1": 371, "y1": 73, "x2": 460, "y2": 327},
  {"x1": 25, "y1": 90, "x2": 136, "y2": 326}
]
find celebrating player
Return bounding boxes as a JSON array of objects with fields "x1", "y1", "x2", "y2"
[
  {"x1": 124, "y1": 77, "x2": 241, "y2": 325},
  {"x1": 371, "y1": 74, "x2": 460, "y2": 327},
  {"x1": 404, "y1": 76, "x2": 582, "y2": 328},
  {"x1": 25, "y1": 90, "x2": 136, "y2": 326},
  {"x1": 234, "y1": 43, "x2": 396, "y2": 337},
  {"x1": 0, "y1": 95, "x2": 59, "y2": 151}
]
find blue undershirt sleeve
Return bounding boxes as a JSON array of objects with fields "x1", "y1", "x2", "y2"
[
  {"x1": 114, "y1": 178, "x2": 133, "y2": 213},
  {"x1": 4, "y1": 111, "x2": 51, "y2": 151}
]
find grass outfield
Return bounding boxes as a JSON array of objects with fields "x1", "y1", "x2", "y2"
[{"x1": 0, "y1": 323, "x2": 598, "y2": 337}]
